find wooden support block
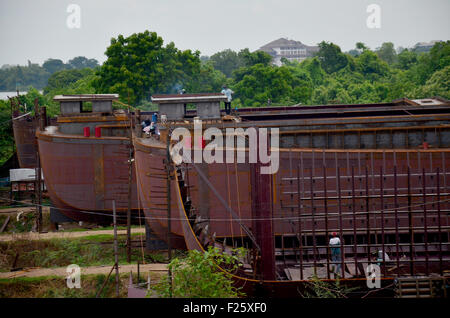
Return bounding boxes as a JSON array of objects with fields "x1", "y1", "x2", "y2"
[{"x1": 0, "y1": 216, "x2": 10, "y2": 233}]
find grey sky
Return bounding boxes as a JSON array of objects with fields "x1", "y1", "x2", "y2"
[{"x1": 0, "y1": 0, "x2": 449, "y2": 66}]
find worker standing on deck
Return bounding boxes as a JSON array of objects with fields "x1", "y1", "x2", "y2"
[
  {"x1": 329, "y1": 232, "x2": 341, "y2": 276},
  {"x1": 151, "y1": 112, "x2": 158, "y2": 123},
  {"x1": 221, "y1": 85, "x2": 234, "y2": 115}
]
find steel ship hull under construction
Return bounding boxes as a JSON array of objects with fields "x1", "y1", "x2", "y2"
[
  {"x1": 133, "y1": 95, "x2": 450, "y2": 296},
  {"x1": 10, "y1": 96, "x2": 42, "y2": 169},
  {"x1": 36, "y1": 95, "x2": 140, "y2": 224}
]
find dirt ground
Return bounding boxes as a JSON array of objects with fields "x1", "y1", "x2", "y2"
[
  {"x1": 0, "y1": 227, "x2": 146, "y2": 242},
  {"x1": 0, "y1": 263, "x2": 167, "y2": 279},
  {"x1": 0, "y1": 206, "x2": 43, "y2": 214}
]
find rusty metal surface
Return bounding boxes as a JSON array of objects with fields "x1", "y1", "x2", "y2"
[
  {"x1": 135, "y1": 146, "x2": 450, "y2": 281},
  {"x1": 12, "y1": 115, "x2": 38, "y2": 168},
  {"x1": 37, "y1": 131, "x2": 140, "y2": 223},
  {"x1": 167, "y1": 151, "x2": 449, "y2": 294},
  {"x1": 134, "y1": 139, "x2": 186, "y2": 248},
  {"x1": 139, "y1": 96, "x2": 450, "y2": 119},
  {"x1": 134, "y1": 99, "x2": 450, "y2": 285},
  {"x1": 251, "y1": 161, "x2": 276, "y2": 280},
  {"x1": 170, "y1": 160, "x2": 398, "y2": 297}
]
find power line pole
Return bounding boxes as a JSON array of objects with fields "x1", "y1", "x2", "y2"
[
  {"x1": 166, "y1": 134, "x2": 172, "y2": 298},
  {"x1": 113, "y1": 200, "x2": 120, "y2": 297},
  {"x1": 34, "y1": 99, "x2": 42, "y2": 233},
  {"x1": 126, "y1": 108, "x2": 133, "y2": 263}
]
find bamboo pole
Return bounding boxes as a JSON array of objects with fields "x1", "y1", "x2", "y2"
[{"x1": 113, "y1": 200, "x2": 120, "y2": 297}]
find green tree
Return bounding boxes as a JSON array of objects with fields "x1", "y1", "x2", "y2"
[
  {"x1": 355, "y1": 50, "x2": 390, "y2": 80},
  {"x1": 417, "y1": 65, "x2": 450, "y2": 99},
  {"x1": 94, "y1": 30, "x2": 201, "y2": 105},
  {"x1": 0, "y1": 64, "x2": 50, "y2": 91},
  {"x1": 237, "y1": 48, "x2": 272, "y2": 67},
  {"x1": 407, "y1": 41, "x2": 450, "y2": 85},
  {"x1": 42, "y1": 59, "x2": 67, "y2": 74},
  {"x1": 209, "y1": 48, "x2": 272, "y2": 78},
  {"x1": 316, "y1": 41, "x2": 348, "y2": 74},
  {"x1": 233, "y1": 64, "x2": 313, "y2": 106},
  {"x1": 44, "y1": 72, "x2": 98, "y2": 115},
  {"x1": 396, "y1": 49, "x2": 418, "y2": 70},
  {"x1": 0, "y1": 99, "x2": 14, "y2": 166},
  {"x1": 44, "y1": 68, "x2": 94, "y2": 94},
  {"x1": 348, "y1": 42, "x2": 368, "y2": 57},
  {"x1": 151, "y1": 247, "x2": 245, "y2": 298},
  {"x1": 209, "y1": 49, "x2": 243, "y2": 78},
  {"x1": 67, "y1": 56, "x2": 99, "y2": 69},
  {"x1": 376, "y1": 42, "x2": 397, "y2": 64},
  {"x1": 298, "y1": 57, "x2": 327, "y2": 86},
  {"x1": 186, "y1": 62, "x2": 227, "y2": 93},
  {"x1": 356, "y1": 42, "x2": 368, "y2": 51}
]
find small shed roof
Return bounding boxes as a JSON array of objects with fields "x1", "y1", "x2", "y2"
[
  {"x1": 53, "y1": 94, "x2": 119, "y2": 102},
  {"x1": 151, "y1": 93, "x2": 227, "y2": 104}
]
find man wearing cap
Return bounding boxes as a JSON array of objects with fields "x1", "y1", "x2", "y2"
[{"x1": 329, "y1": 232, "x2": 342, "y2": 276}]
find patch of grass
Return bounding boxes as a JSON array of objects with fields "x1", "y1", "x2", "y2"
[
  {"x1": 0, "y1": 273, "x2": 160, "y2": 298},
  {"x1": 146, "y1": 252, "x2": 166, "y2": 263},
  {"x1": 0, "y1": 212, "x2": 35, "y2": 233},
  {"x1": 76, "y1": 234, "x2": 116, "y2": 242},
  {"x1": 0, "y1": 235, "x2": 168, "y2": 271},
  {"x1": 0, "y1": 209, "x2": 52, "y2": 233},
  {"x1": 59, "y1": 225, "x2": 140, "y2": 232}
]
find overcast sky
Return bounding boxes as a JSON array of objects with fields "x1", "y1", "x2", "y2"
[{"x1": 1, "y1": 0, "x2": 449, "y2": 66}]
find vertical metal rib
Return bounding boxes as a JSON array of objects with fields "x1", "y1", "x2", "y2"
[
  {"x1": 337, "y1": 166, "x2": 345, "y2": 278},
  {"x1": 297, "y1": 160, "x2": 303, "y2": 280},
  {"x1": 422, "y1": 168, "x2": 429, "y2": 276},
  {"x1": 407, "y1": 166, "x2": 414, "y2": 275},
  {"x1": 351, "y1": 166, "x2": 357, "y2": 276},
  {"x1": 365, "y1": 166, "x2": 371, "y2": 264},
  {"x1": 309, "y1": 168, "x2": 317, "y2": 274},
  {"x1": 394, "y1": 165, "x2": 400, "y2": 274},
  {"x1": 380, "y1": 166, "x2": 386, "y2": 277},
  {"x1": 436, "y1": 167, "x2": 443, "y2": 276},
  {"x1": 323, "y1": 164, "x2": 330, "y2": 279}
]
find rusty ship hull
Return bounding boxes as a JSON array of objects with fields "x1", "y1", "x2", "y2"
[
  {"x1": 12, "y1": 114, "x2": 39, "y2": 168},
  {"x1": 133, "y1": 96, "x2": 450, "y2": 296},
  {"x1": 35, "y1": 95, "x2": 143, "y2": 224},
  {"x1": 37, "y1": 130, "x2": 140, "y2": 223},
  {"x1": 133, "y1": 138, "x2": 187, "y2": 249}
]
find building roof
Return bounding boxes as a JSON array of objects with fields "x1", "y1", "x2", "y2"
[
  {"x1": 151, "y1": 93, "x2": 227, "y2": 104},
  {"x1": 413, "y1": 40, "x2": 442, "y2": 48},
  {"x1": 259, "y1": 38, "x2": 318, "y2": 54},
  {"x1": 53, "y1": 94, "x2": 119, "y2": 102}
]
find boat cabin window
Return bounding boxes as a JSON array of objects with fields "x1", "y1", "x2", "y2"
[
  {"x1": 59, "y1": 100, "x2": 113, "y2": 115},
  {"x1": 54, "y1": 95, "x2": 118, "y2": 116},
  {"x1": 81, "y1": 101, "x2": 92, "y2": 113}
]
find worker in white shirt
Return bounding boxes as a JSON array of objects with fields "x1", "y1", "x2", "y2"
[
  {"x1": 329, "y1": 232, "x2": 342, "y2": 276},
  {"x1": 221, "y1": 85, "x2": 234, "y2": 115}
]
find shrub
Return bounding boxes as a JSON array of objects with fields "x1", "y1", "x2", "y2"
[{"x1": 151, "y1": 246, "x2": 245, "y2": 298}]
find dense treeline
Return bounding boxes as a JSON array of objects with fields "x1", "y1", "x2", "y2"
[
  {"x1": 0, "y1": 30, "x2": 449, "y2": 165},
  {"x1": 2, "y1": 31, "x2": 448, "y2": 108},
  {"x1": 91, "y1": 32, "x2": 450, "y2": 108},
  {"x1": 0, "y1": 56, "x2": 99, "y2": 91},
  {"x1": 94, "y1": 33, "x2": 450, "y2": 107}
]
